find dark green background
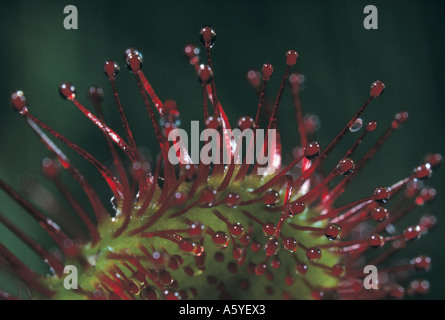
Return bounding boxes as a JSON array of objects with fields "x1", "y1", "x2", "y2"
[{"x1": 0, "y1": 0, "x2": 444, "y2": 299}]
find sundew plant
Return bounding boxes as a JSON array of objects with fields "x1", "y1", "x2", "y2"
[{"x1": 0, "y1": 1, "x2": 444, "y2": 300}]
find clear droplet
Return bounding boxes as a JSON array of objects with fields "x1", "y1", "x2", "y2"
[{"x1": 349, "y1": 118, "x2": 363, "y2": 132}]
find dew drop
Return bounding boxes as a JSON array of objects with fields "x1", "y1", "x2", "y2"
[
  {"x1": 289, "y1": 201, "x2": 305, "y2": 216},
  {"x1": 370, "y1": 80, "x2": 385, "y2": 98},
  {"x1": 264, "y1": 238, "x2": 280, "y2": 256},
  {"x1": 59, "y1": 82, "x2": 76, "y2": 100},
  {"x1": 232, "y1": 246, "x2": 244, "y2": 261},
  {"x1": 411, "y1": 255, "x2": 431, "y2": 271},
  {"x1": 262, "y1": 63, "x2": 274, "y2": 81},
  {"x1": 420, "y1": 214, "x2": 437, "y2": 231},
  {"x1": 366, "y1": 120, "x2": 378, "y2": 132},
  {"x1": 198, "y1": 64, "x2": 214, "y2": 84},
  {"x1": 404, "y1": 225, "x2": 421, "y2": 241},
  {"x1": 199, "y1": 26, "x2": 216, "y2": 48},
  {"x1": 349, "y1": 118, "x2": 363, "y2": 132},
  {"x1": 270, "y1": 257, "x2": 281, "y2": 269},
  {"x1": 371, "y1": 206, "x2": 389, "y2": 222},
  {"x1": 204, "y1": 115, "x2": 222, "y2": 130},
  {"x1": 289, "y1": 72, "x2": 305, "y2": 89},
  {"x1": 178, "y1": 239, "x2": 196, "y2": 254},
  {"x1": 212, "y1": 231, "x2": 230, "y2": 248},
  {"x1": 282, "y1": 237, "x2": 298, "y2": 252},
  {"x1": 187, "y1": 221, "x2": 204, "y2": 238},
  {"x1": 10, "y1": 90, "x2": 28, "y2": 113},
  {"x1": 250, "y1": 241, "x2": 262, "y2": 253},
  {"x1": 173, "y1": 192, "x2": 187, "y2": 206},
  {"x1": 255, "y1": 262, "x2": 267, "y2": 276},
  {"x1": 183, "y1": 44, "x2": 200, "y2": 63},
  {"x1": 285, "y1": 50, "x2": 298, "y2": 66},
  {"x1": 125, "y1": 48, "x2": 143, "y2": 73},
  {"x1": 157, "y1": 269, "x2": 174, "y2": 286},
  {"x1": 414, "y1": 163, "x2": 432, "y2": 180},
  {"x1": 295, "y1": 262, "x2": 308, "y2": 275},
  {"x1": 193, "y1": 243, "x2": 205, "y2": 257},
  {"x1": 199, "y1": 187, "x2": 218, "y2": 205},
  {"x1": 304, "y1": 142, "x2": 320, "y2": 160},
  {"x1": 305, "y1": 247, "x2": 322, "y2": 261},
  {"x1": 246, "y1": 69, "x2": 261, "y2": 88},
  {"x1": 408, "y1": 280, "x2": 430, "y2": 295},
  {"x1": 237, "y1": 116, "x2": 255, "y2": 131},
  {"x1": 336, "y1": 158, "x2": 355, "y2": 176},
  {"x1": 41, "y1": 157, "x2": 61, "y2": 179},
  {"x1": 324, "y1": 223, "x2": 341, "y2": 240},
  {"x1": 87, "y1": 86, "x2": 104, "y2": 105},
  {"x1": 104, "y1": 60, "x2": 120, "y2": 80},
  {"x1": 391, "y1": 111, "x2": 409, "y2": 129},
  {"x1": 229, "y1": 222, "x2": 244, "y2": 238},
  {"x1": 263, "y1": 189, "x2": 280, "y2": 206},
  {"x1": 225, "y1": 192, "x2": 241, "y2": 208},
  {"x1": 262, "y1": 222, "x2": 277, "y2": 237},
  {"x1": 239, "y1": 233, "x2": 251, "y2": 246},
  {"x1": 368, "y1": 234, "x2": 384, "y2": 248},
  {"x1": 372, "y1": 187, "x2": 390, "y2": 203},
  {"x1": 331, "y1": 263, "x2": 345, "y2": 277}
]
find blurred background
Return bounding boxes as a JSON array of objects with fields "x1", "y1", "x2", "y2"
[{"x1": 0, "y1": 0, "x2": 444, "y2": 299}]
